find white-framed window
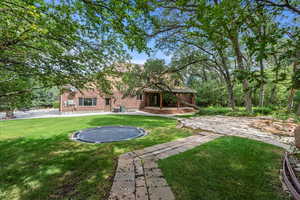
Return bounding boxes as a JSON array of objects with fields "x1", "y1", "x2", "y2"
[
  {"x1": 67, "y1": 100, "x2": 75, "y2": 106},
  {"x1": 79, "y1": 98, "x2": 97, "y2": 106},
  {"x1": 136, "y1": 94, "x2": 143, "y2": 100}
]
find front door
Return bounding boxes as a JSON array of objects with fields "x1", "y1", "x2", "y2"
[{"x1": 104, "y1": 98, "x2": 111, "y2": 111}]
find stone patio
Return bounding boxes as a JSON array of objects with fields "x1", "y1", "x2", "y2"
[
  {"x1": 108, "y1": 115, "x2": 295, "y2": 200},
  {"x1": 108, "y1": 133, "x2": 221, "y2": 200},
  {"x1": 179, "y1": 116, "x2": 293, "y2": 150}
]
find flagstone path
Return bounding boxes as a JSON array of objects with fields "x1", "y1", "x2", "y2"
[
  {"x1": 179, "y1": 116, "x2": 292, "y2": 150},
  {"x1": 108, "y1": 133, "x2": 221, "y2": 200}
]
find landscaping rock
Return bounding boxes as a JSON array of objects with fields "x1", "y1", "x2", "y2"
[
  {"x1": 179, "y1": 116, "x2": 294, "y2": 148},
  {"x1": 251, "y1": 119, "x2": 297, "y2": 137}
]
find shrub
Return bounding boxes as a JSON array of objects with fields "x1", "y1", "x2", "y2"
[
  {"x1": 225, "y1": 111, "x2": 255, "y2": 117},
  {"x1": 197, "y1": 106, "x2": 273, "y2": 117},
  {"x1": 253, "y1": 107, "x2": 273, "y2": 115},
  {"x1": 52, "y1": 101, "x2": 60, "y2": 108},
  {"x1": 197, "y1": 107, "x2": 232, "y2": 115}
]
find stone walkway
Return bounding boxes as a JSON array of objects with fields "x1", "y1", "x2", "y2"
[
  {"x1": 179, "y1": 116, "x2": 292, "y2": 150},
  {"x1": 108, "y1": 133, "x2": 221, "y2": 200}
]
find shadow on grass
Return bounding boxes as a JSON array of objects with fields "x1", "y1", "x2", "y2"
[
  {"x1": 159, "y1": 136, "x2": 287, "y2": 200},
  {"x1": 0, "y1": 115, "x2": 191, "y2": 200},
  {"x1": 0, "y1": 134, "x2": 117, "y2": 200}
]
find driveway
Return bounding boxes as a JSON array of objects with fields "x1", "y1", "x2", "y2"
[{"x1": 0, "y1": 109, "x2": 177, "y2": 120}]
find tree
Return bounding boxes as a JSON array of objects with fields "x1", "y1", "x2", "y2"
[
  {"x1": 1, "y1": 0, "x2": 153, "y2": 116},
  {"x1": 145, "y1": 0, "x2": 256, "y2": 111},
  {"x1": 0, "y1": 0, "x2": 150, "y2": 96},
  {"x1": 257, "y1": 0, "x2": 300, "y2": 15},
  {"x1": 122, "y1": 59, "x2": 199, "y2": 109},
  {"x1": 293, "y1": 90, "x2": 300, "y2": 115},
  {"x1": 141, "y1": 0, "x2": 297, "y2": 112},
  {"x1": 289, "y1": 50, "x2": 300, "y2": 112},
  {"x1": 0, "y1": 73, "x2": 34, "y2": 118},
  {"x1": 171, "y1": 44, "x2": 237, "y2": 110},
  {"x1": 32, "y1": 87, "x2": 59, "y2": 108},
  {"x1": 145, "y1": 2, "x2": 240, "y2": 110}
]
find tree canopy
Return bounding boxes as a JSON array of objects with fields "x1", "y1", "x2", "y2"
[
  {"x1": 0, "y1": 0, "x2": 150, "y2": 93},
  {"x1": 133, "y1": 0, "x2": 300, "y2": 112},
  {"x1": 1, "y1": 0, "x2": 300, "y2": 116}
]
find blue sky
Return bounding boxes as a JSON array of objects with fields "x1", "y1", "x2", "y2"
[
  {"x1": 130, "y1": 50, "x2": 171, "y2": 64},
  {"x1": 129, "y1": 39, "x2": 172, "y2": 64}
]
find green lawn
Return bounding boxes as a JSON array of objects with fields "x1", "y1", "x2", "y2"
[
  {"x1": 159, "y1": 136, "x2": 288, "y2": 200},
  {"x1": 0, "y1": 115, "x2": 192, "y2": 200}
]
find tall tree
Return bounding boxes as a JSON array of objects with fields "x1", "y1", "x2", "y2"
[
  {"x1": 0, "y1": 0, "x2": 150, "y2": 95},
  {"x1": 0, "y1": 72, "x2": 34, "y2": 118},
  {"x1": 146, "y1": 0, "x2": 255, "y2": 111},
  {"x1": 0, "y1": 0, "x2": 152, "y2": 117}
]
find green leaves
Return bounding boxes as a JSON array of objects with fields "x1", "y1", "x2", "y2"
[
  {"x1": 292, "y1": 68, "x2": 300, "y2": 89},
  {"x1": 293, "y1": 91, "x2": 300, "y2": 103},
  {"x1": 0, "y1": 0, "x2": 153, "y2": 99}
]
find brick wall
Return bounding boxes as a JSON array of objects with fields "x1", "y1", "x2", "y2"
[
  {"x1": 178, "y1": 93, "x2": 193, "y2": 106},
  {"x1": 60, "y1": 89, "x2": 145, "y2": 112}
]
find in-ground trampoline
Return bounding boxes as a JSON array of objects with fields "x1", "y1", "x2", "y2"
[{"x1": 72, "y1": 126, "x2": 147, "y2": 143}]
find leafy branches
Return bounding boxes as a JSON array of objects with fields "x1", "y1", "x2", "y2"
[{"x1": 257, "y1": 0, "x2": 300, "y2": 14}]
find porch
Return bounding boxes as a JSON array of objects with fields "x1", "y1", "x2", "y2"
[{"x1": 142, "y1": 88, "x2": 196, "y2": 114}]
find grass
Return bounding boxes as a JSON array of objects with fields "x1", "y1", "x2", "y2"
[
  {"x1": 159, "y1": 136, "x2": 288, "y2": 200},
  {"x1": 0, "y1": 115, "x2": 192, "y2": 200}
]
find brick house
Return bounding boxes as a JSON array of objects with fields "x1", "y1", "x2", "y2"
[
  {"x1": 59, "y1": 63, "x2": 197, "y2": 114},
  {"x1": 59, "y1": 85, "x2": 196, "y2": 114}
]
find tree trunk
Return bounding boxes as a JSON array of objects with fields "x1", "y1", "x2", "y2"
[
  {"x1": 243, "y1": 80, "x2": 252, "y2": 112},
  {"x1": 216, "y1": 46, "x2": 236, "y2": 111},
  {"x1": 5, "y1": 110, "x2": 14, "y2": 119},
  {"x1": 287, "y1": 89, "x2": 295, "y2": 113},
  {"x1": 259, "y1": 59, "x2": 265, "y2": 107},
  {"x1": 202, "y1": 68, "x2": 208, "y2": 81},
  {"x1": 259, "y1": 85, "x2": 265, "y2": 107},
  {"x1": 297, "y1": 103, "x2": 300, "y2": 116},
  {"x1": 288, "y1": 57, "x2": 300, "y2": 112},
  {"x1": 226, "y1": 81, "x2": 236, "y2": 110},
  {"x1": 230, "y1": 34, "x2": 252, "y2": 112},
  {"x1": 269, "y1": 63, "x2": 278, "y2": 105},
  {"x1": 269, "y1": 86, "x2": 276, "y2": 104}
]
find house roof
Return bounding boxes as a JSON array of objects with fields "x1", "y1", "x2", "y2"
[{"x1": 143, "y1": 88, "x2": 196, "y2": 94}]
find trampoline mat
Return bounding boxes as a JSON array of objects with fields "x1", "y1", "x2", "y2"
[{"x1": 72, "y1": 126, "x2": 146, "y2": 143}]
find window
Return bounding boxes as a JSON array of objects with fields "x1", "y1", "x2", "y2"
[
  {"x1": 79, "y1": 98, "x2": 97, "y2": 106},
  {"x1": 174, "y1": 80, "x2": 180, "y2": 86},
  {"x1": 67, "y1": 100, "x2": 75, "y2": 106},
  {"x1": 105, "y1": 98, "x2": 111, "y2": 105},
  {"x1": 136, "y1": 94, "x2": 143, "y2": 100}
]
